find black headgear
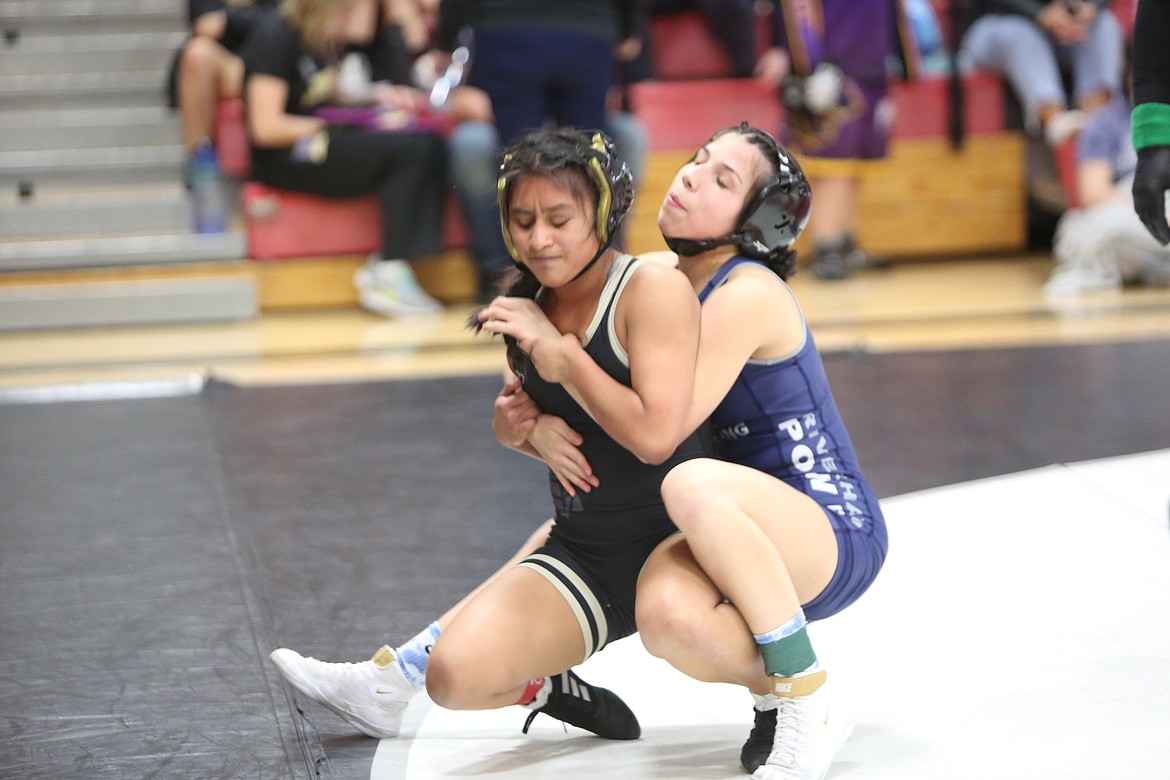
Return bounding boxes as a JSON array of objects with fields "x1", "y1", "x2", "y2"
[
  {"x1": 497, "y1": 130, "x2": 635, "y2": 275},
  {"x1": 664, "y1": 123, "x2": 811, "y2": 261}
]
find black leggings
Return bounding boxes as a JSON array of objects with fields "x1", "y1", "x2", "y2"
[{"x1": 251, "y1": 127, "x2": 447, "y2": 260}]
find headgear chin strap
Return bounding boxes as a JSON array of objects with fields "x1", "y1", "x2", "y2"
[
  {"x1": 567, "y1": 242, "x2": 610, "y2": 283},
  {"x1": 663, "y1": 233, "x2": 748, "y2": 257}
]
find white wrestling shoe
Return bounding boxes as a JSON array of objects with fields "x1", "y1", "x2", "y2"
[
  {"x1": 751, "y1": 670, "x2": 853, "y2": 780},
  {"x1": 269, "y1": 645, "x2": 415, "y2": 738}
]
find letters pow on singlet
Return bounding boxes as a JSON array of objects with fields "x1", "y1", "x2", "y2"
[{"x1": 778, "y1": 414, "x2": 866, "y2": 529}]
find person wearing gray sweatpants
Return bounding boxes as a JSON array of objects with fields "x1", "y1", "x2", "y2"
[
  {"x1": 961, "y1": 0, "x2": 1124, "y2": 144},
  {"x1": 1045, "y1": 96, "x2": 1170, "y2": 296}
]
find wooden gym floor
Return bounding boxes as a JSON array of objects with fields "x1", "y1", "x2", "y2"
[
  {"x1": 2, "y1": 252, "x2": 1169, "y2": 779},
  {"x1": 3, "y1": 253, "x2": 1170, "y2": 392}
]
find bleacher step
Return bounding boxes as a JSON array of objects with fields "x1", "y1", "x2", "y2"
[
  {"x1": 0, "y1": 274, "x2": 257, "y2": 330},
  {"x1": 2, "y1": 184, "x2": 192, "y2": 238},
  {"x1": 0, "y1": 70, "x2": 168, "y2": 108},
  {"x1": 0, "y1": 143, "x2": 185, "y2": 188},
  {"x1": 0, "y1": 0, "x2": 180, "y2": 19},
  {"x1": 0, "y1": 106, "x2": 179, "y2": 152},
  {"x1": 3, "y1": 15, "x2": 180, "y2": 36},
  {"x1": 0, "y1": 0, "x2": 181, "y2": 34},
  {"x1": 3, "y1": 31, "x2": 184, "y2": 75},
  {"x1": 1, "y1": 231, "x2": 245, "y2": 272}
]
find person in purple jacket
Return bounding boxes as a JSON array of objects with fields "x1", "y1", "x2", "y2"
[{"x1": 754, "y1": 0, "x2": 902, "y2": 281}]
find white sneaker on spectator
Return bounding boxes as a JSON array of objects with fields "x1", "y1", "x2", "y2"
[
  {"x1": 1043, "y1": 264, "x2": 1122, "y2": 298},
  {"x1": 1044, "y1": 109, "x2": 1086, "y2": 147},
  {"x1": 269, "y1": 645, "x2": 415, "y2": 738},
  {"x1": 354, "y1": 258, "x2": 442, "y2": 317}
]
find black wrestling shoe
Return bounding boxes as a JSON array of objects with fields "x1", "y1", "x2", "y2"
[
  {"x1": 521, "y1": 670, "x2": 641, "y2": 740},
  {"x1": 741, "y1": 705, "x2": 777, "y2": 773}
]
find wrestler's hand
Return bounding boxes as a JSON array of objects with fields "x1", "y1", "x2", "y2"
[
  {"x1": 529, "y1": 415, "x2": 598, "y2": 497},
  {"x1": 492, "y1": 376, "x2": 538, "y2": 448},
  {"x1": 477, "y1": 297, "x2": 575, "y2": 382},
  {"x1": 1133, "y1": 145, "x2": 1170, "y2": 245}
]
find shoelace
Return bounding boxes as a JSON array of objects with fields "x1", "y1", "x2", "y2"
[
  {"x1": 768, "y1": 698, "x2": 812, "y2": 769},
  {"x1": 304, "y1": 657, "x2": 389, "y2": 692},
  {"x1": 310, "y1": 657, "x2": 364, "y2": 675}
]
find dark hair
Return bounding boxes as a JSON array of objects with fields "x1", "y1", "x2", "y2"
[{"x1": 469, "y1": 128, "x2": 634, "y2": 378}]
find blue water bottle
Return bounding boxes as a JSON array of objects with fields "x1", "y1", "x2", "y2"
[{"x1": 189, "y1": 141, "x2": 227, "y2": 234}]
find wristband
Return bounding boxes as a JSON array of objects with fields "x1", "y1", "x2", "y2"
[{"x1": 1132, "y1": 102, "x2": 1170, "y2": 150}]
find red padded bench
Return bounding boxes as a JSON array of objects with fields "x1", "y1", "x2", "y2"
[
  {"x1": 242, "y1": 184, "x2": 379, "y2": 260},
  {"x1": 888, "y1": 71, "x2": 1004, "y2": 138},
  {"x1": 630, "y1": 79, "x2": 783, "y2": 151},
  {"x1": 218, "y1": 100, "x2": 470, "y2": 260},
  {"x1": 647, "y1": 10, "x2": 773, "y2": 80},
  {"x1": 1052, "y1": 138, "x2": 1081, "y2": 210},
  {"x1": 630, "y1": 71, "x2": 1005, "y2": 151},
  {"x1": 242, "y1": 182, "x2": 468, "y2": 260}
]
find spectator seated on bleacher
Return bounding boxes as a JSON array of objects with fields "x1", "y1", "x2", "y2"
[
  {"x1": 1045, "y1": 95, "x2": 1170, "y2": 297},
  {"x1": 241, "y1": 0, "x2": 489, "y2": 317},
  {"x1": 960, "y1": 0, "x2": 1125, "y2": 147},
  {"x1": 169, "y1": 1, "x2": 279, "y2": 186}
]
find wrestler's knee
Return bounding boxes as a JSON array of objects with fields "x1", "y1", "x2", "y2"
[
  {"x1": 636, "y1": 578, "x2": 711, "y2": 662},
  {"x1": 425, "y1": 638, "x2": 476, "y2": 709},
  {"x1": 426, "y1": 635, "x2": 523, "y2": 710},
  {"x1": 661, "y1": 458, "x2": 729, "y2": 534}
]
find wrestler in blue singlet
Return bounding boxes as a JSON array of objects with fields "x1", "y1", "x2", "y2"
[{"x1": 698, "y1": 256, "x2": 888, "y2": 621}]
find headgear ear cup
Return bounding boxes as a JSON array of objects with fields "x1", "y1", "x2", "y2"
[
  {"x1": 735, "y1": 139, "x2": 812, "y2": 259},
  {"x1": 497, "y1": 151, "x2": 517, "y2": 260},
  {"x1": 587, "y1": 134, "x2": 614, "y2": 245},
  {"x1": 586, "y1": 131, "x2": 635, "y2": 246},
  {"x1": 497, "y1": 129, "x2": 634, "y2": 262}
]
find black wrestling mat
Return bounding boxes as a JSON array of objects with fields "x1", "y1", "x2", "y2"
[{"x1": 2, "y1": 341, "x2": 1168, "y2": 779}]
